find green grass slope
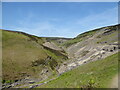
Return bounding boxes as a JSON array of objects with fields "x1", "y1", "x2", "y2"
[
  {"x1": 38, "y1": 52, "x2": 118, "y2": 88},
  {"x1": 2, "y1": 30, "x2": 68, "y2": 81},
  {"x1": 62, "y1": 24, "x2": 118, "y2": 48},
  {"x1": 45, "y1": 37, "x2": 72, "y2": 46}
]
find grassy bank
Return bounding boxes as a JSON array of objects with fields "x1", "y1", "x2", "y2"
[{"x1": 37, "y1": 52, "x2": 118, "y2": 88}]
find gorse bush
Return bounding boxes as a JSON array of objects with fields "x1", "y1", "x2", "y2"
[{"x1": 81, "y1": 79, "x2": 99, "y2": 88}]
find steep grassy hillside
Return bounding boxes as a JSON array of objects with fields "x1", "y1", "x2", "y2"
[
  {"x1": 37, "y1": 52, "x2": 119, "y2": 88},
  {"x1": 62, "y1": 24, "x2": 118, "y2": 48},
  {"x1": 62, "y1": 24, "x2": 118, "y2": 62},
  {"x1": 2, "y1": 30, "x2": 68, "y2": 81}
]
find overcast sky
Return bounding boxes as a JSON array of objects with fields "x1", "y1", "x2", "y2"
[{"x1": 2, "y1": 2, "x2": 118, "y2": 38}]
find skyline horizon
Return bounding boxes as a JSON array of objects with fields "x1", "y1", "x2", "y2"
[{"x1": 2, "y1": 23, "x2": 118, "y2": 38}]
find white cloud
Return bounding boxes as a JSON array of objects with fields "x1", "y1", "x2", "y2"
[
  {"x1": 76, "y1": 7, "x2": 118, "y2": 31},
  {"x1": 11, "y1": 20, "x2": 78, "y2": 38}
]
